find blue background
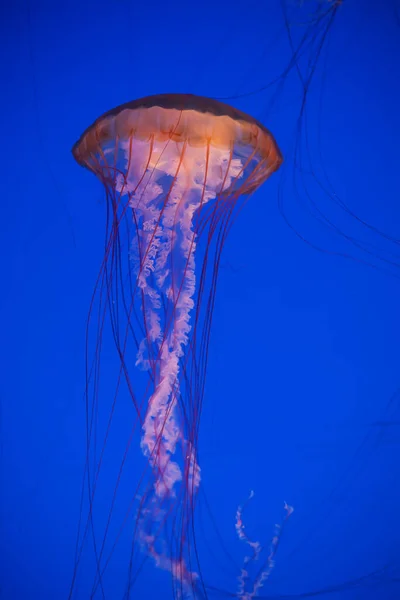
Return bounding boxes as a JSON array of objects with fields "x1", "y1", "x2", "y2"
[{"x1": 1, "y1": 0, "x2": 400, "y2": 598}]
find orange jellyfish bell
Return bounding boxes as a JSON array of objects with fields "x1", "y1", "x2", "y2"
[
  {"x1": 72, "y1": 93, "x2": 282, "y2": 195},
  {"x1": 70, "y1": 94, "x2": 282, "y2": 599}
]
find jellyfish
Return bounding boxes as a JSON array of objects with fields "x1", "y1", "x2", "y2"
[{"x1": 71, "y1": 94, "x2": 282, "y2": 599}]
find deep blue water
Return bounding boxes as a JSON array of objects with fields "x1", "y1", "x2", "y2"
[{"x1": 1, "y1": 1, "x2": 400, "y2": 598}]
